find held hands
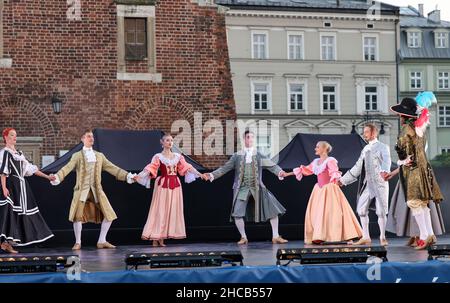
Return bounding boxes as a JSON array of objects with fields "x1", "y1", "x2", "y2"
[
  {"x1": 132, "y1": 175, "x2": 140, "y2": 182},
  {"x1": 380, "y1": 172, "x2": 389, "y2": 181},
  {"x1": 200, "y1": 173, "x2": 210, "y2": 181},
  {"x1": 282, "y1": 171, "x2": 295, "y2": 177},
  {"x1": 48, "y1": 174, "x2": 57, "y2": 182},
  {"x1": 383, "y1": 173, "x2": 394, "y2": 181},
  {"x1": 279, "y1": 171, "x2": 287, "y2": 178}
]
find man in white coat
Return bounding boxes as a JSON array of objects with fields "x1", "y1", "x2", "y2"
[{"x1": 339, "y1": 124, "x2": 391, "y2": 246}]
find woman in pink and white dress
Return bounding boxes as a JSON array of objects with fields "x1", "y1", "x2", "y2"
[
  {"x1": 287, "y1": 141, "x2": 362, "y2": 245},
  {"x1": 136, "y1": 134, "x2": 203, "y2": 247}
]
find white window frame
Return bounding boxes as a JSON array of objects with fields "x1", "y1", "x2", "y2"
[
  {"x1": 355, "y1": 77, "x2": 389, "y2": 114},
  {"x1": 320, "y1": 79, "x2": 341, "y2": 115},
  {"x1": 364, "y1": 86, "x2": 379, "y2": 112},
  {"x1": 362, "y1": 34, "x2": 379, "y2": 62},
  {"x1": 256, "y1": 134, "x2": 272, "y2": 158},
  {"x1": 251, "y1": 79, "x2": 272, "y2": 114},
  {"x1": 410, "y1": 71, "x2": 423, "y2": 90},
  {"x1": 407, "y1": 31, "x2": 422, "y2": 48},
  {"x1": 287, "y1": 31, "x2": 304, "y2": 60},
  {"x1": 438, "y1": 105, "x2": 450, "y2": 127},
  {"x1": 320, "y1": 33, "x2": 337, "y2": 61},
  {"x1": 440, "y1": 147, "x2": 450, "y2": 154},
  {"x1": 0, "y1": 0, "x2": 12, "y2": 68},
  {"x1": 251, "y1": 30, "x2": 269, "y2": 60},
  {"x1": 438, "y1": 71, "x2": 450, "y2": 90},
  {"x1": 435, "y1": 31, "x2": 448, "y2": 48},
  {"x1": 286, "y1": 79, "x2": 308, "y2": 114}
]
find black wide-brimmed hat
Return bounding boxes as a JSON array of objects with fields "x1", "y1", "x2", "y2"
[{"x1": 390, "y1": 97, "x2": 418, "y2": 118}]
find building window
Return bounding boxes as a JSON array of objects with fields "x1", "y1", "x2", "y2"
[
  {"x1": 438, "y1": 105, "x2": 450, "y2": 127},
  {"x1": 252, "y1": 32, "x2": 268, "y2": 59},
  {"x1": 435, "y1": 32, "x2": 448, "y2": 48},
  {"x1": 321, "y1": 35, "x2": 336, "y2": 60},
  {"x1": 322, "y1": 85, "x2": 337, "y2": 111},
  {"x1": 289, "y1": 83, "x2": 304, "y2": 111},
  {"x1": 257, "y1": 135, "x2": 271, "y2": 158},
  {"x1": 288, "y1": 34, "x2": 303, "y2": 60},
  {"x1": 410, "y1": 71, "x2": 422, "y2": 90},
  {"x1": 407, "y1": 31, "x2": 421, "y2": 48},
  {"x1": 365, "y1": 86, "x2": 378, "y2": 111},
  {"x1": 438, "y1": 72, "x2": 450, "y2": 90},
  {"x1": 252, "y1": 82, "x2": 270, "y2": 111},
  {"x1": 363, "y1": 36, "x2": 377, "y2": 61},
  {"x1": 125, "y1": 18, "x2": 147, "y2": 60},
  {"x1": 440, "y1": 147, "x2": 450, "y2": 154}
]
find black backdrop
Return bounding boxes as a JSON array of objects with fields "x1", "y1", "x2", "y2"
[{"x1": 27, "y1": 130, "x2": 449, "y2": 247}]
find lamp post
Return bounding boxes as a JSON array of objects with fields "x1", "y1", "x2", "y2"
[{"x1": 350, "y1": 111, "x2": 385, "y2": 135}]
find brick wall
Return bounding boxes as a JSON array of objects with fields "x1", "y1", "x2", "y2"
[{"x1": 0, "y1": 0, "x2": 236, "y2": 168}]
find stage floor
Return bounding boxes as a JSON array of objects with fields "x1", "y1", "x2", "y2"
[{"x1": 10, "y1": 235, "x2": 450, "y2": 272}]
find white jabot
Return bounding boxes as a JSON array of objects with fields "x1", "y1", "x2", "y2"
[
  {"x1": 368, "y1": 138, "x2": 379, "y2": 145},
  {"x1": 244, "y1": 147, "x2": 254, "y2": 164},
  {"x1": 83, "y1": 146, "x2": 97, "y2": 163}
]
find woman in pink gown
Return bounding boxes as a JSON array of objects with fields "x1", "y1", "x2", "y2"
[
  {"x1": 288, "y1": 141, "x2": 362, "y2": 245},
  {"x1": 137, "y1": 134, "x2": 203, "y2": 247}
]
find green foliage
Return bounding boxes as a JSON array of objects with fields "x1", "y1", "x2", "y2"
[{"x1": 431, "y1": 153, "x2": 450, "y2": 167}]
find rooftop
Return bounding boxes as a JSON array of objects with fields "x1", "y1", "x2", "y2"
[{"x1": 215, "y1": 0, "x2": 399, "y2": 14}]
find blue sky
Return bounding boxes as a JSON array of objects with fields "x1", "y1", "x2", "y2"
[{"x1": 382, "y1": 0, "x2": 450, "y2": 21}]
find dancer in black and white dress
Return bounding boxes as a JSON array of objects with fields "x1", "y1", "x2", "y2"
[{"x1": 0, "y1": 128, "x2": 55, "y2": 254}]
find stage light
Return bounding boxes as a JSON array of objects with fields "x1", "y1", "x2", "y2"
[
  {"x1": 276, "y1": 246, "x2": 388, "y2": 265},
  {"x1": 125, "y1": 251, "x2": 244, "y2": 270},
  {"x1": 0, "y1": 254, "x2": 79, "y2": 274},
  {"x1": 428, "y1": 244, "x2": 450, "y2": 260}
]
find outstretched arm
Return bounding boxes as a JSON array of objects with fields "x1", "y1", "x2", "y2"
[
  {"x1": 292, "y1": 162, "x2": 314, "y2": 181},
  {"x1": 102, "y1": 154, "x2": 134, "y2": 183},
  {"x1": 260, "y1": 156, "x2": 285, "y2": 179},
  {"x1": 340, "y1": 150, "x2": 364, "y2": 186},
  {"x1": 51, "y1": 154, "x2": 78, "y2": 185},
  {"x1": 208, "y1": 154, "x2": 237, "y2": 182},
  {"x1": 177, "y1": 155, "x2": 201, "y2": 183},
  {"x1": 136, "y1": 155, "x2": 160, "y2": 188}
]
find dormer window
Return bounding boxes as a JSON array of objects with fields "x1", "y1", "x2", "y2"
[
  {"x1": 435, "y1": 31, "x2": 449, "y2": 48},
  {"x1": 407, "y1": 31, "x2": 422, "y2": 48}
]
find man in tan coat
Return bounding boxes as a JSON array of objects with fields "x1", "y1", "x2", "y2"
[{"x1": 51, "y1": 130, "x2": 136, "y2": 250}]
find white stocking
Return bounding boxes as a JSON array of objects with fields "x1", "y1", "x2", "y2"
[
  {"x1": 424, "y1": 207, "x2": 434, "y2": 237},
  {"x1": 377, "y1": 215, "x2": 387, "y2": 240},
  {"x1": 360, "y1": 216, "x2": 371, "y2": 239},
  {"x1": 234, "y1": 218, "x2": 247, "y2": 239},
  {"x1": 270, "y1": 216, "x2": 280, "y2": 239},
  {"x1": 412, "y1": 208, "x2": 428, "y2": 240},
  {"x1": 73, "y1": 222, "x2": 82, "y2": 244},
  {"x1": 98, "y1": 219, "x2": 112, "y2": 244}
]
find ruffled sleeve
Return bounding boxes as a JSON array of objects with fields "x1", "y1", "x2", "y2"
[
  {"x1": 327, "y1": 158, "x2": 342, "y2": 183},
  {"x1": 0, "y1": 149, "x2": 10, "y2": 176},
  {"x1": 177, "y1": 155, "x2": 200, "y2": 183},
  {"x1": 292, "y1": 162, "x2": 314, "y2": 181},
  {"x1": 137, "y1": 154, "x2": 160, "y2": 188},
  {"x1": 24, "y1": 158, "x2": 39, "y2": 177}
]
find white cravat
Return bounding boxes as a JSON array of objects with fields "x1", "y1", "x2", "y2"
[
  {"x1": 83, "y1": 146, "x2": 97, "y2": 163},
  {"x1": 244, "y1": 147, "x2": 254, "y2": 164},
  {"x1": 368, "y1": 138, "x2": 378, "y2": 146}
]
